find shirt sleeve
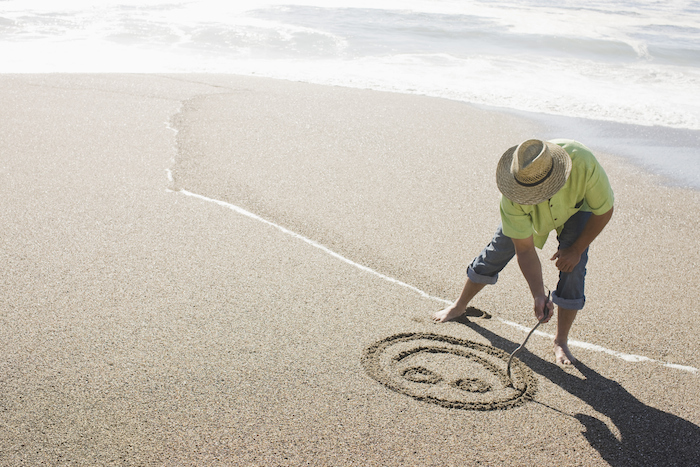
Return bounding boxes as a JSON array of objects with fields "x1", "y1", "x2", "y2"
[
  {"x1": 584, "y1": 159, "x2": 615, "y2": 215},
  {"x1": 500, "y1": 196, "x2": 533, "y2": 240}
]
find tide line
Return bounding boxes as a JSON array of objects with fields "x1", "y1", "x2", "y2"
[{"x1": 177, "y1": 188, "x2": 698, "y2": 375}]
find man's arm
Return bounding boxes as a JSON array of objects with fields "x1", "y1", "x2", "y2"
[
  {"x1": 551, "y1": 206, "x2": 614, "y2": 273},
  {"x1": 512, "y1": 236, "x2": 553, "y2": 322}
]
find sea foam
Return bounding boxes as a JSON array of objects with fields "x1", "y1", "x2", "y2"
[{"x1": 2, "y1": 0, "x2": 699, "y2": 131}]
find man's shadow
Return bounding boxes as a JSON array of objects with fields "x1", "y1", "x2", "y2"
[{"x1": 456, "y1": 310, "x2": 700, "y2": 467}]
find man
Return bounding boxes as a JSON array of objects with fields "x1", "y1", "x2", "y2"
[{"x1": 433, "y1": 139, "x2": 614, "y2": 365}]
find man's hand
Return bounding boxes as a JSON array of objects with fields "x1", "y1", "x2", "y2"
[
  {"x1": 552, "y1": 207, "x2": 614, "y2": 273},
  {"x1": 534, "y1": 293, "x2": 553, "y2": 322},
  {"x1": 550, "y1": 246, "x2": 582, "y2": 273}
]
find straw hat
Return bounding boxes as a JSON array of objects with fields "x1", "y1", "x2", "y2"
[{"x1": 496, "y1": 139, "x2": 572, "y2": 205}]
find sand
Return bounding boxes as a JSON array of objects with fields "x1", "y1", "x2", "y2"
[{"x1": 1, "y1": 73, "x2": 699, "y2": 465}]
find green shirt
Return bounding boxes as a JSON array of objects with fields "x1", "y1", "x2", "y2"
[{"x1": 500, "y1": 139, "x2": 614, "y2": 249}]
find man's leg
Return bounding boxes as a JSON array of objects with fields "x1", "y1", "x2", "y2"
[
  {"x1": 432, "y1": 279, "x2": 487, "y2": 322},
  {"x1": 552, "y1": 211, "x2": 592, "y2": 364},
  {"x1": 433, "y1": 225, "x2": 515, "y2": 322},
  {"x1": 554, "y1": 308, "x2": 578, "y2": 364}
]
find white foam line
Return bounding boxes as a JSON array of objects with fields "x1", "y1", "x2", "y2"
[
  {"x1": 664, "y1": 363, "x2": 699, "y2": 373},
  {"x1": 176, "y1": 189, "x2": 699, "y2": 375},
  {"x1": 499, "y1": 316, "x2": 671, "y2": 363},
  {"x1": 179, "y1": 189, "x2": 452, "y2": 305}
]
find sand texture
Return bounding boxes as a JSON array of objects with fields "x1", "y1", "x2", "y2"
[{"x1": 1, "y1": 74, "x2": 699, "y2": 466}]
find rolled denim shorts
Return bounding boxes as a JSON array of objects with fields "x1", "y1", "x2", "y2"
[{"x1": 466, "y1": 210, "x2": 592, "y2": 310}]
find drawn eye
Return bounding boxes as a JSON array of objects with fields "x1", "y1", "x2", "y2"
[
  {"x1": 401, "y1": 366, "x2": 442, "y2": 384},
  {"x1": 450, "y1": 378, "x2": 492, "y2": 393}
]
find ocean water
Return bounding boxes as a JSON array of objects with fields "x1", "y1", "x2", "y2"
[{"x1": 2, "y1": 0, "x2": 699, "y2": 186}]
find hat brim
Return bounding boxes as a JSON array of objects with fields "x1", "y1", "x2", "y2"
[{"x1": 496, "y1": 141, "x2": 572, "y2": 205}]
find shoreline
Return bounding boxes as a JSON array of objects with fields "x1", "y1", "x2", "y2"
[{"x1": 6, "y1": 71, "x2": 698, "y2": 190}]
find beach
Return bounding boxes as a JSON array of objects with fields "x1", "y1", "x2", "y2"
[{"x1": 1, "y1": 73, "x2": 699, "y2": 465}]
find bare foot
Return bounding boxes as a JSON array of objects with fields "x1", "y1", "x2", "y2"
[
  {"x1": 432, "y1": 304, "x2": 465, "y2": 323},
  {"x1": 554, "y1": 340, "x2": 577, "y2": 365}
]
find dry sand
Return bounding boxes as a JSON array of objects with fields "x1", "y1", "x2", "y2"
[{"x1": 1, "y1": 74, "x2": 699, "y2": 465}]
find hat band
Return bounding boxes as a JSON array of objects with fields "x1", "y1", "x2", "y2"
[{"x1": 514, "y1": 163, "x2": 554, "y2": 188}]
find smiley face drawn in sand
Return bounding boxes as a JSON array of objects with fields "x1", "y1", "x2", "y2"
[{"x1": 362, "y1": 333, "x2": 537, "y2": 410}]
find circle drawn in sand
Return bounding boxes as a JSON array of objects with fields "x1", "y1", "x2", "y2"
[{"x1": 362, "y1": 333, "x2": 537, "y2": 410}]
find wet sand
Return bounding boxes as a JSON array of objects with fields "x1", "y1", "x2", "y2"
[{"x1": 1, "y1": 74, "x2": 698, "y2": 465}]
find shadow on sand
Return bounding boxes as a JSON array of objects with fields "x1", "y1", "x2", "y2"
[{"x1": 457, "y1": 309, "x2": 700, "y2": 466}]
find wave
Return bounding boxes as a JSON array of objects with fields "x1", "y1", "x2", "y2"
[{"x1": 1, "y1": 0, "x2": 698, "y2": 129}]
